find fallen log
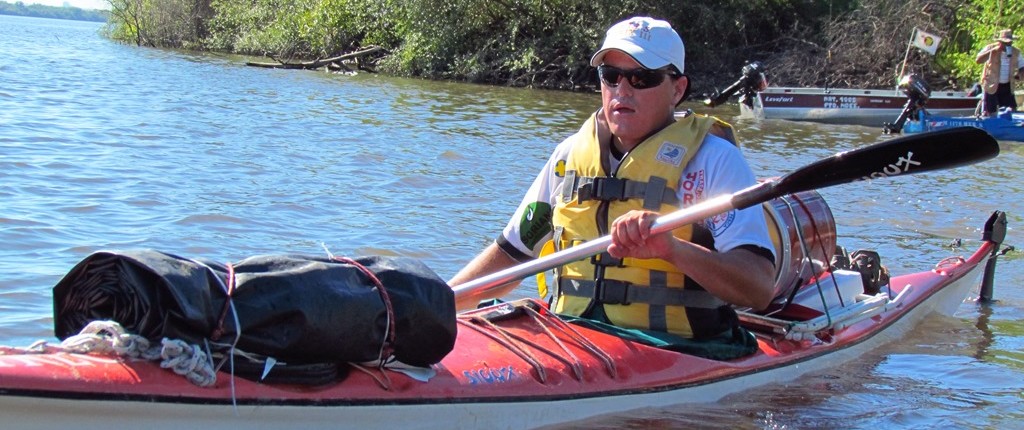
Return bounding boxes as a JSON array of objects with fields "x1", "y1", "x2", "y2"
[{"x1": 246, "y1": 46, "x2": 384, "y2": 70}]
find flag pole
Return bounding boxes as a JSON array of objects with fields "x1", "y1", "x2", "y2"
[{"x1": 896, "y1": 28, "x2": 916, "y2": 93}]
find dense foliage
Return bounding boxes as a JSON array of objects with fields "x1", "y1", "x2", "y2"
[
  {"x1": 946, "y1": 0, "x2": 1024, "y2": 85},
  {"x1": 0, "y1": 1, "x2": 107, "y2": 22},
  {"x1": 100, "y1": 0, "x2": 1024, "y2": 94}
]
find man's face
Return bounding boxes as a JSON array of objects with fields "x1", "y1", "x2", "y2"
[{"x1": 599, "y1": 50, "x2": 686, "y2": 149}]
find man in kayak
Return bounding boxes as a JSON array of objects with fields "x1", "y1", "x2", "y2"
[
  {"x1": 449, "y1": 17, "x2": 775, "y2": 359},
  {"x1": 976, "y1": 29, "x2": 1024, "y2": 116}
]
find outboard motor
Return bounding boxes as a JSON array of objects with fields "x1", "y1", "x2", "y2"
[
  {"x1": 882, "y1": 74, "x2": 931, "y2": 134},
  {"x1": 704, "y1": 61, "x2": 768, "y2": 108}
]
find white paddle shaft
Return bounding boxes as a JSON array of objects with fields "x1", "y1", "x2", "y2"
[{"x1": 451, "y1": 194, "x2": 735, "y2": 303}]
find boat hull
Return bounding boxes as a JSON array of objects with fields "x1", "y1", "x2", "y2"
[
  {"x1": 903, "y1": 111, "x2": 1024, "y2": 142},
  {"x1": 0, "y1": 237, "x2": 995, "y2": 430},
  {"x1": 742, "y1": 87, "x2": 978, "y2": 126}
]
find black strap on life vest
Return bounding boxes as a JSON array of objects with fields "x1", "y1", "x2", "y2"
[
  {"x1": 561, "y1": 171, "x2": 678, "y2": 210},
  {"x1": 559, "y1": 278, "x2": 727, "y2": 309}
]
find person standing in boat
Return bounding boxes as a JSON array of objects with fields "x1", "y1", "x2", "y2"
[
  {"x1": 976, "y1": 29, "x2": 1024, "y2": 116},
  {"x1": 449, "y1": 17, "x2": 775, "y2": 359}
]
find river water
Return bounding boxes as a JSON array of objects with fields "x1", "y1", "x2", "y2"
[{"x1": 2, "y1": 15, "x2": 1022, "y2": 429}]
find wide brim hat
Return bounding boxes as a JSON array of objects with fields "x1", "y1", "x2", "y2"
[{"x1": 995, "y1": 29, "x2": 1014, "y2": 43}]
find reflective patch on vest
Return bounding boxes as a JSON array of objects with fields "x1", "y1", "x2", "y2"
[
  {"x1": 554, "y1": 159, "x2": 566, "y2": 177},
  {"x1": 707, "y1": 209, "x2": 736, "y2": 237},
  {"x1": 519, "y1": 202, "x2": 553, "y2": 250},
  {"x1": 656, "y1": 142, "x2": 686, "y2": 167}
]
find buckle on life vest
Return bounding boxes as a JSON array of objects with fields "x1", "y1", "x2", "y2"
[
  {"x1": 578, "y1": 177, "x2": 627, "y2": 203},
  {"x1": 590, "y1": 251, "x2": 623, "y2": 267},
  {"x1": 596, "y1": 279, "x2": 631, "y2": 305}
]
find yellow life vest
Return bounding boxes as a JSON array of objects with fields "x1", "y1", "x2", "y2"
[{"x1": 551, "y1": 111, "x2": 738, "y2": 338}]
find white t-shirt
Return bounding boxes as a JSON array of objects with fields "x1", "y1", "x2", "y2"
[{"x1": 497, "y1": 132, "x2": 775, "y2": 261}]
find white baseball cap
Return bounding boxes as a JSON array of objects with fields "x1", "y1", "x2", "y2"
[{"x1": 590, "y1": 17, "x2": 685, "y2": 74}]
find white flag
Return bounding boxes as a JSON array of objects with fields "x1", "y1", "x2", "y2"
[{"x1": 912, "y1": 28, "x2": 942, "y2": 55}]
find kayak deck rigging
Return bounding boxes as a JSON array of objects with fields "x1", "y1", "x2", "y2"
[
  {"x1": 738, "y1": 285, "x2": 913, "y2": 341},
  {"x1": 458, "y1": 301, "x2": 618, "y2": 383}
]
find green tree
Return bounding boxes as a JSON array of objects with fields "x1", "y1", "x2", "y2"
[
  {"x1": 103, "y1": 0, "x2": 210, "y2": 48},
  {"x1": 101, "y1": 0, "x2": 1022, "y2": 92},
  {"x1": 0, "y1": 0, "x2": 108, "y2": 22},
  {"x1": 945, "y1": 0, "x2": 1024, "y2": 85}
]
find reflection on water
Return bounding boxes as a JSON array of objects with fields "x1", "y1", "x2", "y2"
[
  {"x1": 2, "y1": 14, "x2": 1023, "y2": 430},
  {"x1": 972, "y1": 302, "x2": 1024, "y2": 371}
]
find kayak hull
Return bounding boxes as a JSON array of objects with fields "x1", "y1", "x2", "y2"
[{"x1": 0, "y1": 237, "x2": 994, "y2": 430}]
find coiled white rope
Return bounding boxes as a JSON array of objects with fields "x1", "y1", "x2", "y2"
[
  {"x1": 23, "y1": 320, "x2": 218, "y2": 387},
  {"x1": 48, "y1": 320, "x2": 160, "y2": 359},
  {"x1": 159, "y1": 338, "x2": 217, "y2": 387}
]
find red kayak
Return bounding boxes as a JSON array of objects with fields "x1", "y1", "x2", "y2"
[
  {"x1": 0, "y1": 209, "x2": 1007, "y2": 430},
  {"x1": 0, "y1": 127, "x2": 1005, "y2": 429}
]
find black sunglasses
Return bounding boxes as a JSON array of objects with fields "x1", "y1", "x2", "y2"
[{"x1": 597, "y1": 65, "x2": 679, "y2": 90}]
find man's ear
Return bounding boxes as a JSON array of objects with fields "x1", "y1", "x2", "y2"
[{"x1": 674, "y1": 76, "x2": 690, "y2": 107}]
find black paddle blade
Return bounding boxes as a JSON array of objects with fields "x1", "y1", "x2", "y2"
[{"x1": 733, "y1": 126, "x2": 999, "y2": 209}]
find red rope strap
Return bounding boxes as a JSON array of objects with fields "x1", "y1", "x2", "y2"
[
  {"x1": 792, "y1": 193, "x2": 832, "y2": 266},
  {"x1": 333, "y1": 257, "x2": 396, "y2": 362},
  {"x1": 210, "y1": 263, "x2": 236, "y2": 341}
]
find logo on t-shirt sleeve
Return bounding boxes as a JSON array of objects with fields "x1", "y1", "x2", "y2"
[
  {"x1": 706, "y1": 209, "x2": 736, "y2": 237},
  {"x1": 519, "y1": 202, "x2": 553, "y2": 250}
]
